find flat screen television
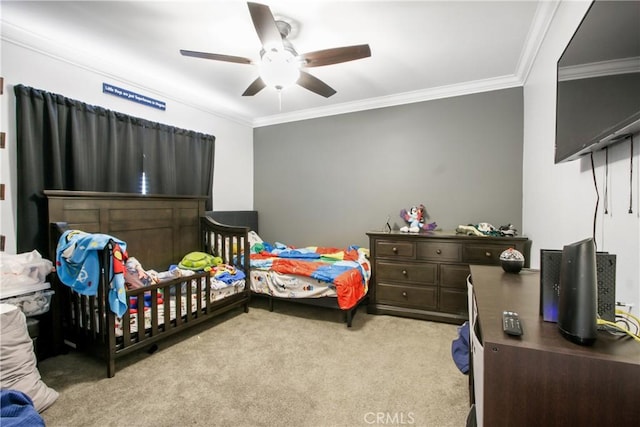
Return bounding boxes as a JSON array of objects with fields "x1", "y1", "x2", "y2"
[{"x1": 555, "y1": 0, "x2": 640, "y2": 163}]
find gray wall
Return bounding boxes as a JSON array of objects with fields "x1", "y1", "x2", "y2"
[{"x1": 254, "y1": 87, "x2": 523, "y2": 248}]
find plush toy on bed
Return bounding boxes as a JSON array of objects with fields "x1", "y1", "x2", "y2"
[
  {"x1": 399, "y1": 204, "x2": 437, "y2": 233},
  {"x1": 178, "y1": 251, "x2": 222, "y2": 271},
  {"x1": 124, "y1": 257, "x2": 156, "y2": 290}
]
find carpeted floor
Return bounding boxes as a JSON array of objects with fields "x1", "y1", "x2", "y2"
[{"x1": 38, "y1": 298, "x2": 470, "y2": 427}]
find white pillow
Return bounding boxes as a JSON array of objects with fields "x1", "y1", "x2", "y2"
[{"x1": 0, "y1": 304, "x2": 58, "y2": 412}]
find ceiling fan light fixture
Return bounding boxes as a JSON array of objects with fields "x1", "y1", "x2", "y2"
[
  {"x1": 259, "y1": 49, "x2": 300, "y2": 90},
  {"x1": 181, "y1": 2, "x2": 369, "y2": 98}
]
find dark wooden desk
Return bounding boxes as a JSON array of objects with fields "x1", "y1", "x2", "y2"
[{"x1": 470, "y1": 265, "x2": 639, "y2": 426}]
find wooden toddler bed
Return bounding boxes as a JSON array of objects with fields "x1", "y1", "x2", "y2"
[
  {"x1": 46, "y1": 191, "x2": 250, "y2": 377},
  {"x1": 210, "y1": 211, "x2": 370, "y2": 327}
]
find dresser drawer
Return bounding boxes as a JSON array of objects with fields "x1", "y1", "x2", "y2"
[
  {"x1": 377, "y1": 283, "x2": 438, "y2": 309},
  {"x1": 376, "y1": 240, "x2": 415, "y2": 259},
  {"x1": 375, "y1": 261, "x2": 436, "y2": 285},
  {"x1": 439, "y1": 288, "x2": 467, "y2": 315},
  {"x1": 463, "y1": 244, "x2": 514, "y2": 265},
  {"x1": 440, "y1": 264, "x2": 471, "y2": 289},
  {"x1": 417, "y1": 242, "x2": 461, "y2": 262}
]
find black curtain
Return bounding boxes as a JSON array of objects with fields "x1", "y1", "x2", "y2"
[{"x1": 15, "y1": 84, "x2": 215, "y2": 254}]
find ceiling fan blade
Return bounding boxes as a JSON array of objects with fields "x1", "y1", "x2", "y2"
[
  {"x1": 247, "y1": 2, "x2": 283, "y2": 50},
  {"x1": 297, "y1": 71, "x2": 336, "y2": 98},
  {"x1": 242, "y1": 77, "x2": 267, "y2": 96},
  {"x1": 301, "y1": 44, "x2": 371, "y2": 67},
  {"x1": 180, "y1": 49, "x2": 252, "y2": 65}
]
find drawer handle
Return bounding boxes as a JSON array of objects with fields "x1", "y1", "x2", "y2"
[
  {"x1": 485, "y1": 251, "x2": 492, "y2": 258},
  {"x1": 402, "y1": 270, "x2": 407, "y2": 276},
  {"x1": 436, "y1": 249, "x2": 442, "y2": 255},
  {"x1": 392, "y1": 247, "x2": 398, "y2": 253},
  {"x1": 402, "y1": 291, "x2": 408, "y2": 297}
]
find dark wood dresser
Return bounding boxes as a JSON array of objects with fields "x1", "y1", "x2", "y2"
[
  {"x1": 366, "y1": 231, "x2": 530, "y2": 323},
  {"x1": 469, "y1": 265, "x2": 640, "y2": 426}
]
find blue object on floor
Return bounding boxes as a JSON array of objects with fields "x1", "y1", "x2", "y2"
[
  {"x1": 0, "y1": 389, "x2": 45, "y2": 427},
  {"x1": 451, "y1": 321, "x2": 470, "y2": 374}
]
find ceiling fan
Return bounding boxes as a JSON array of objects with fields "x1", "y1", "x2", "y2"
[{"x1": 180, "y1": 2, "x2": 371, "y2": 98}]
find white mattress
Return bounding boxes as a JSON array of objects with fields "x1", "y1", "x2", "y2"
[
  {"x1": 117, "y1": 279, "x2": 245, "y2": 335},
  {"x1": 250, "y1": 270, "x2": 337, "y2": 299}
]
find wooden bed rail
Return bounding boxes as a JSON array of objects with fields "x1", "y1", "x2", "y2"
[
  {"x1": 49, "y1": 222, "x2": 118, "y2": 369},
  {"x1": 201, "y1": 216, "x2": 251, "y2": 281}
]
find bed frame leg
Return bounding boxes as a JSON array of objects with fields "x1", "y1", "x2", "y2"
[
  {"x1": 268, "y1": 297, "x2": 274, "y2": 312},
  {"x1": 345, "y1": 305, "x2": 358, "y2": 328},
  {"x1": 107, "y1": 360, "x2": 115, "y2": 378}
]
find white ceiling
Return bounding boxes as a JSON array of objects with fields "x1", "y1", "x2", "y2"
[{"x1": 1, "y1": 0, "x2": 559, "y2": 127}]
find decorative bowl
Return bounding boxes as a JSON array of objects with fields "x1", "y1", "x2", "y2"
[{"x1": 500, "y1": 248, "x2": 525, "y2": 274}]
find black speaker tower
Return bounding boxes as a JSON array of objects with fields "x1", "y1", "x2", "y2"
[{"x1": 540, "y1": 250, "x2": 616, "y2": 323}]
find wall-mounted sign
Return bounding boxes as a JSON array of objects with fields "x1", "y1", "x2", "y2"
[{"x1": 102, "y1": 83, "x2": 166, "y2": 111}]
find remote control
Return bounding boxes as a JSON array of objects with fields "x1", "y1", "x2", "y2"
[{"x1": 503, "y1": 311, "x2": 523, "y2": 336}]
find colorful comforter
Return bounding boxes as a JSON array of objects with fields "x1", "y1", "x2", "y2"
[{"x1": 249, "y1": 243, "x2": 370, "y2": 309}]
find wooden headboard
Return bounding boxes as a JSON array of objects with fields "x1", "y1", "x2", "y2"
[{"x1": 45, "y1": 191, "x2": 207, "y2": 271}]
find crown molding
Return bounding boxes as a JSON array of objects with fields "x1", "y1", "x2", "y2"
[
  {"x1": 558, "y1": 56, "x2": 640, "y2": 81},
  {"x1": 252, "y1": 74, "x2": 523, "y2": 127},
  {"x1": 516, "y1": 0, "x2": 561, "y2": 85},
  {"x1": 0, "y1": 20, "x2": 254, "y2": 127}
]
